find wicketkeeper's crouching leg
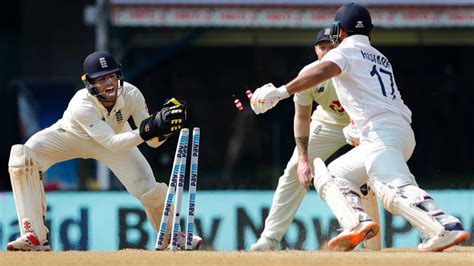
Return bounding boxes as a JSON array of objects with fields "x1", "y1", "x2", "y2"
[
  {"x1": 7, "y1": 144, "x2": 51, "y2": 251},
  {"x1": 140, "y1": 183, "x2": 174, "y2": 248},
  {"x1": 139, "y1": 183, "x2": 202, "y2": 250}
]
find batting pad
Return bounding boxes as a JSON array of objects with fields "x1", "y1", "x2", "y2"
[
  {"x1": 361, "y1": 188, "x2": 381, "y2": 250},
  {"x1": 313, "y1": 158, "x2": 359, "y2": 230},
  {"x1": 8, "y1": 144, "x2": 48, "y2": 242},
  {"x1": 369, "y1": 179, "x2": 444, "y2": 238}
]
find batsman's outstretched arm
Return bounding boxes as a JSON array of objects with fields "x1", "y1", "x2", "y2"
[
  {"x1": 250, "y1": 61, "x2": 341, "y2": 115},
  {"x1": 285, "y1": 61, "x2": 341, "y2": 95}
]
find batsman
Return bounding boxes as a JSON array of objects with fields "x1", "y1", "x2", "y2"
[
  {"x1": 251, "y1": 29, "x2": 381, "y2": 251},
  {"x1": 7, "y1": 51, "x2": 202, "y2": 251},
  {"x1": 250, "y1": 3, "x2": 469, "y2": 252}
]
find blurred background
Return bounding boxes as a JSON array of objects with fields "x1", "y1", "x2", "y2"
[
  {"x1": 0, "y1": 0, "x2": 473, "y2": 251},
  {"x1": 0, "y1": 0, "x2": 473, "y2": 191}
]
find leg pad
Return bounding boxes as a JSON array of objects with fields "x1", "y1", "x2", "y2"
[{"x1": 8, "y1": 145, "x2": 48, "y2": 242}]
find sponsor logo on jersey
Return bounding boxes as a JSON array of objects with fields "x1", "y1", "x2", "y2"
[{"x1": 329, "y1": 100, "x2": 345, "y2": 115}]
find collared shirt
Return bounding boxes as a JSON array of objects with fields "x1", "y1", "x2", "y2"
[
  {"x1": 58, "y1": 82, "x2": 162, "y2": 152},
  {"x1": 322, "y1": 35, "x2": 412, "y2": 130},
  {"x1": 293, "y1": 60, "x2": 349, "y2": 127}
]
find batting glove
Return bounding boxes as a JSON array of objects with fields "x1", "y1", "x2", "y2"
[{"x1": 250, "y1": 83, "x2": 290, "y2": 115}]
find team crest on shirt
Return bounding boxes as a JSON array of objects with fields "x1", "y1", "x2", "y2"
[
  {"x1": 115, "y1": 110, "x2": 123, "y2": 123},
  {"x1": 329, "y1": 100, "x2": 345, "y2": 115}
]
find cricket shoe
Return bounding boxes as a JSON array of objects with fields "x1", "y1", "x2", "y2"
[
  {"x1": 168, "y1": 232, "x2": 203, "y2": 250},
  {"x1": 250, "y1": 236, "x2": 279, "y2": 251},
  {"x1": 417, "y1": 222, "x2": 470, "y2": 252},
  {"x1": 328, "y1": 221, "x2": 379, "y2": 251},
  {"x1": 6, "y1": 232, "x2": 51, "y2": 251}
]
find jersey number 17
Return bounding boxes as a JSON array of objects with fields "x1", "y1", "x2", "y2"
[{"x1": 370, "y1": 65, "x2": 396, "y2": 100}]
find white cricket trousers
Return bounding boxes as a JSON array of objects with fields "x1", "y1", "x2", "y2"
[
  {"x1": 261, "y1": 120, "x2": 347, "y2": 242},
  {"x1": 25, "y1": 123, "x2": 157, "y2": 198},
  {"x1": 327, "y1": 117, "x2": 416, "y2": 189}
]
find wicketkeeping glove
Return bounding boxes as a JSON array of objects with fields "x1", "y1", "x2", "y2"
[{"x1": 139, "y1": 98, "x2": 187, "y2": 141}]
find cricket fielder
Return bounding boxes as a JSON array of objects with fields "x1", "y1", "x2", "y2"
[
  {"x1": 251, "y1": 29, "x2": 381, "y2": 251},
  {"x1": 250, "y1": 3, "x2": 469, "y2": 252},
  {"x1": 7, "y1": 51, "x2": 202, "y2": 251}
]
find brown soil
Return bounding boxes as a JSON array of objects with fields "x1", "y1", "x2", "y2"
[{"x1": 1, "y1": 246, "x2": 473, "y2": 266}]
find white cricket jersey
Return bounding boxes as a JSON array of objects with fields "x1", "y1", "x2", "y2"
[
  {"x1": 322, "y1": 35, "x2": 412, "y2": 130},
  {"x1": 293, "y1": 60, "x2": 349, "y2": 127},
  {"x1": 57, "y1": 81, "x2": 161, "y2": 152}
]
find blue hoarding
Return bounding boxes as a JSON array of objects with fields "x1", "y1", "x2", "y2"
[{"x1": 0, "y1": 190, "x2": 472, "y2": 251}]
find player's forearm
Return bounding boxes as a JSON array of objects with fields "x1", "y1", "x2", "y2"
[
  {"x1": 132, "y1": 108, "x2": 149, "y2": 130},
  {"x1": 294, "y1": 121, "x2": 310, "y2": 158},
  {"x1": 93, "y1": 130, "x2": 144, "y2": 152},
  {"x1": 285, "y1": 61, "x2": 340, "y2": 95},
  {"x1": 294, "y1": 103, "x2": 312, "y2": 158},
  {"x1": 132, "y1": 110, "x2": 165, "y2": 148},
  {"x1": 295, "y1": 136, "x2": 309, "y2": 161}
]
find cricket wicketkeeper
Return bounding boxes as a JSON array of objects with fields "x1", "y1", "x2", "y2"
[{"x1": 7, "y1": 51, "x2": 202, "y2": 251}]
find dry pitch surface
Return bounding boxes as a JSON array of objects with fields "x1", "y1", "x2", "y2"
[{"x1": 1, "y1": 247, "x2": 473, "y2": 266}]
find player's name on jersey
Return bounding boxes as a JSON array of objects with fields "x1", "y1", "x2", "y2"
[{"x1": 360, "y1": 50, "x2": 391, "y2": 69}]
